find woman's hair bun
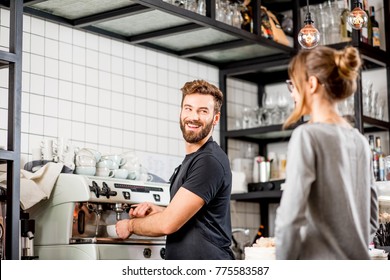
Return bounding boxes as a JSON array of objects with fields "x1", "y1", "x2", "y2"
[{"x1": 335, "y1": 46, "x2": 361, "y2": 80}]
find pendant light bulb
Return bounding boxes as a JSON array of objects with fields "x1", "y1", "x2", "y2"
[
  {"x1": 298, "y1": 12, "x2": 320, "y2": 49},
  {"x1": 347, "y1": 2, "x2": 368, "y2": 30}
]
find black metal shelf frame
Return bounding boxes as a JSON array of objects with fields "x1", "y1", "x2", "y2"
[
  {"x1": 11, "y1": 0, "x2": 296, "y2": 68},
  {"x1": 0, "y1": 0, "x2": 23, "y2": 260}
]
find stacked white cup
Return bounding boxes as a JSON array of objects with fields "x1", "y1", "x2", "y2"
[
  {"x1": 100, "y1": 155, "x2": 128, "y2": 179},
  {"x1": 74, "y1": 148, "x2": 97, "y2": 176}
]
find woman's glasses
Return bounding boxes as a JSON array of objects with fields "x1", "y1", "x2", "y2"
[{"x1": 286, "y1": 80, "x2": 294, "y2": 93}]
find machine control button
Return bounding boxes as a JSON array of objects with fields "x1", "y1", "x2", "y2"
[
  {"x1": 100, "y1": 182, "x2": 117, "y2": 198},
  {"x1": 143, "y1": 248, "x2": 152, "y2": 258},
  {"x1": 89, "y1": 181, "x2": 100, "y2": 198},
  {"x1": 160, "y1": 247, "x2": 166, "y2": 259},
  {"x1": 122, "y1": 191, "x2": 131, "y2": 200},
  {"x1": 153, "y1": 194, "x2": 161, "y2": 202}
]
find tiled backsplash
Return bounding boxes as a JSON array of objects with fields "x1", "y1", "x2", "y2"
[
  {"x1": 0, "y1": 8, "x2": 261, "y2": 241},
  {"x1": 1, "y1": 10, "x2": 222, "y2": 178}
]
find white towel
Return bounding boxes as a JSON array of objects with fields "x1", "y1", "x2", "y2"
[{"x1": 0, "y1": 162, "x2": 64, "y2": 210}]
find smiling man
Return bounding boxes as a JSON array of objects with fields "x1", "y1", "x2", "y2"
[{"x1": 116, "y1": 80, "x2": 234, "y2": 260}]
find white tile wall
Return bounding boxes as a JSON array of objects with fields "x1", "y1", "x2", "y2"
[{"x1": 0, "y1": 9, "x2": 225, "y2": 183}]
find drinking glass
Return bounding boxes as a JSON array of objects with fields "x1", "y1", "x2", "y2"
[
  {"x1": 216, "y1": 0, "x2": 225, "y2": 22},
  {"x1": 231, "y1": 3, "x2": 243, "y2": 28},
  {"x1": 241, "y1": 106, "x2": 251, "y2": 129},
  {"x1": 277, "y1": 91, "x2": 289, "y2": 123},
  {"x1": 185, "y1": 0, "x2": 197, "y2": 12},
  {"x1": 316, "y1": 3, "x2": 329, "y2": 45},
  {"x1": 362, "y1": 80, "x2": 373, "y2": 116},
  {"x1": 197, "y1": 0, "x2": 206, "y2": 15},
  {"x1": 375, "y1": 101, "x2": 385, "y2": 121},
  {"x1": 370, "y1": 90, "x2": 379, "y2": 118},
  {"x1": 222, "y1": 0, "x2": 232, "y2": 25},
  {"x1": 262, "y1": 92, "x2": 276, "y2": 125}
]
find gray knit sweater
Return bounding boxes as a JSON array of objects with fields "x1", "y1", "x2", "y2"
[{"x1": 275, "y1": 123, "x2": 378, "y2": 259}]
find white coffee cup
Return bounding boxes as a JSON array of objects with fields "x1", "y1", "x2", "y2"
[
  {"x1": 96, "y1": 159, "x2": 116, "y2": 169},
  {"x1": 84, "y1": 148, "x2": 101, "y2": 162},
  {"x1": 106, "y1": 224, "x2": 118, "y2": 238},
  {"x1": 75, "y1": 166, "x2": 96, "y2": 176},
  {"x1": 96, "y1": 167, "x2": 114, "y2": 177},
  {"x1": 113, "y1": 169, "x2": 128, "y2": 179},
  {"x1": 138, "y1": 166, "x2": 152, "y2": 181},
  {"x1": 102, "y1": 155, "x2": 126, "y2": 167},
  {"x1": 76, "y1": 155, "x2": 97, "y2": 167}
]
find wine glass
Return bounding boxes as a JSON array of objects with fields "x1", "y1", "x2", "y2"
[
  {"x1": 276, "y1": 91, "x2": 289, "y2": 123},
  {"x1": 231, "y1": 3, "x2": 243, "y2": 28},
  {"x1": 241, "y1": 106, "x2": 251, "y2": 129},
  {"x1": 216, "y1": 0, "x2": 225, "y2": 22},
  {"x1": 262, "y1": 92, "x2": 276, "y2": 125},
  {"x1": 197, "y1": 0, "x2": 206, "y2": 15}
]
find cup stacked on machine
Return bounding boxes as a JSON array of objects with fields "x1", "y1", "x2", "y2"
[
  {"x1": 99, "y1": 154, "x2": 128, "y2": 179},
  {"x1": 73, "y1": 149, "x2": 152, "y2": 181},
  {"x1": 74, "y1": 148, "x2": 99, "y2": 176}
]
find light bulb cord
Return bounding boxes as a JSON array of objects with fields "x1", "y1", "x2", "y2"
[
  {"x1": 304, "y1": 0, "x2": 314, "y2": 24},
  {"x1": 353, "y1": 0, "x2": 362, "y2": 8}
]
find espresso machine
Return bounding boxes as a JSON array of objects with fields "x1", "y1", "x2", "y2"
[{"x1": 28, "y1": 173, "x2": 170, "y2": 260}]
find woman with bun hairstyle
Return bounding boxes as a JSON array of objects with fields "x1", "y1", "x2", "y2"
[{"x1": 275, "y1": 46, "x2": 378, "y2": 259}]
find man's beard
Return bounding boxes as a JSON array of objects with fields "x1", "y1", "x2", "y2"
[{"x1": 180, "y1": 118, "x2": 214, "y2": 144}]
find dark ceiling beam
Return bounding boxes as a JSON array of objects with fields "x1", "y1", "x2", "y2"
[
  {"x1": 179, "y1": 39, "x2": 251, "y2": 58},
  {"x1": 73, "y1": 4, "x2": 152, "y2": 27},
  {"x1": 0, "y1": 0, "x2": 47, "y2": 7},
  {"x1": 219, "y1": 53, "x2": 292, "y2": 76},
  {"x1": 233, "y1": 69, "x2": 289, "y2": 84},
  {"x1": 137, "y1": 42, "x2": 180, "y2": 56},
  {"x1": 129, "y1": 23, "x2": 204, "y2": 44},
  {"x1": 260, "y1": 0, "x2": 328, "y2": 13},
  {"x1": 23, "y1": 0, "x2": 48, "y2": 6},
  {"x1": 81, "y1": 25, "x2": 128, "y2": 41},
  {"x1": 23, "y1": 6, "x2": 73, "y2": 25}
]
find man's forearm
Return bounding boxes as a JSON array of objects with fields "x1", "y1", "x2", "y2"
[{"x1": 128, "y1": 212, "x2": 169, "y2": 237}]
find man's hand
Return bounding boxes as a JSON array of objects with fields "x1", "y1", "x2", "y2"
[
  {"x1": 130, "y1": 203, "x2": 164, "y2": 218},
  {"x1": 116, "y1": 219, "x2": 132, "y2": 239}
]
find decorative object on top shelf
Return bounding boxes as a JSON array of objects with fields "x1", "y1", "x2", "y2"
[
  {"x1": 298, "y1": 0, "x2": 320, "y2": 49},
  {"x1": 260, "y1": 6, "x2": 290, "y2": 46},
  {"x1": 347, "y1": 0, "x2": 368, "y2": 30}
]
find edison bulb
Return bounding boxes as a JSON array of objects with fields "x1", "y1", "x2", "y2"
[
  {"x1": 298, "y1": 24, "x2": 320, "y2": 49},
  {"x1": 347, "y1": 6, "x2": 368, "y2": 30}
]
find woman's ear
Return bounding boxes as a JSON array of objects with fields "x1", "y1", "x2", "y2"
[{"x1": 308, "y1": 76, "x2": 320, "y2": 94}]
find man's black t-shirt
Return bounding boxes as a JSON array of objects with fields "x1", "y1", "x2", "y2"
[{"x1": 165, "y1": 137, "x2": 234, "y2": 260}]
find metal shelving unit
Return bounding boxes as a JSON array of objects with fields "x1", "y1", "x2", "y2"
[
  {"x1": 0, "y1": 0, "x2": 388, "y2": 256},
  {"x1": 0, "y1": 0, "x2": 23, "y2": 260},
  {"x1": 219, "y1": 0, "x2": 390, "y2": 236}
]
